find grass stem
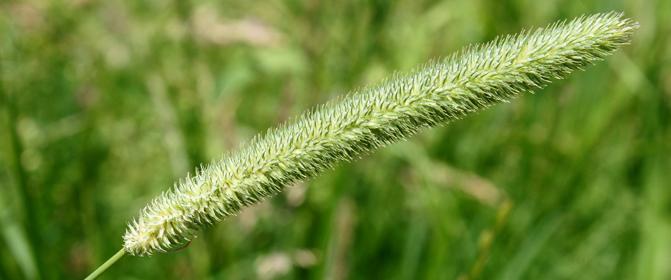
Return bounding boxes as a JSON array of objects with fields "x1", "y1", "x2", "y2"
[{"x1": 84, "y1": 249, "x2": 126, "y2": 280}]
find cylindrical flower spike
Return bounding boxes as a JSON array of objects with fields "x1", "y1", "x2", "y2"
[{"x1": 123, "y1": 12, "x2": 637, "y2": 256}]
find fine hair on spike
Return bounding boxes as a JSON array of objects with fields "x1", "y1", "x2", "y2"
[{"x1": 122, "y1": 12, "x2": 638, "y2": 256}]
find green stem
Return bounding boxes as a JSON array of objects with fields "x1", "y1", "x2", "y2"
[{"x1": 84, "y1": 249, "x2": 126, "y2": 280}]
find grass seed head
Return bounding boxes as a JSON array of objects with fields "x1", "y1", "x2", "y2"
[{"x1": 123, "y1": 12, "x2": 637, "y2": 256}]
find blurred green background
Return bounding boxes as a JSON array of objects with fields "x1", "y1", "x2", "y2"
[{"x1": 1, "y1": 0, "x2": 670, "y2": 279}]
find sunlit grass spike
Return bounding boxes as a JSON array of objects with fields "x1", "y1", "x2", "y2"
[{"x1": 122, "y1": 12, "x2": 636, "y2": 257}]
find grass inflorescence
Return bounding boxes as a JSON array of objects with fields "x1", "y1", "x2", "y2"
[{"x1": 117, "y1": 12, "x2": 637, "y2": 259}]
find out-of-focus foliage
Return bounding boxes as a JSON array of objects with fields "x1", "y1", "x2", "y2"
[{"x1": 0, "y1": 0, "x2": 669, "y2": 279}]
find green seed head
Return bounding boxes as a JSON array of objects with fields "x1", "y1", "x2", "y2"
[{"x1": 123, "y1": 12, "x2": 637, "y2": 256}]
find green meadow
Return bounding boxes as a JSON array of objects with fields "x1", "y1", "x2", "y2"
[{"x1": 1, "y1": 1, "x2": 669, "y2": 279}]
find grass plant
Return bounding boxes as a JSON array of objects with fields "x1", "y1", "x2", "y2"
[{"x1": 84, "y1": 12, "x2": 636, "y2": 279}]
